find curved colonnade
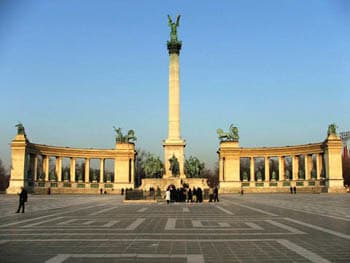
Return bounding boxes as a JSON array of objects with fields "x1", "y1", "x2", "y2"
[
  {"x1": 7, "y1": 134, "x2": 136, "y2": 194},
  {"x1": 218, "y1": 133, "x2": 344, "y2": 193}
]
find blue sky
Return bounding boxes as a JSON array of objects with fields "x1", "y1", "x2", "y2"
[{"x1": 0, "y1": 0, "x2": 349, "y2": 170}]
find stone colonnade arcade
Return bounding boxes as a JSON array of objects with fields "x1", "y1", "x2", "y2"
[
  {"x1": 8, "y1": 132, "x2": 136, "y2": 194},
  {"x1": 218, "y1": 130, "x2": 343, "y2": 193}
]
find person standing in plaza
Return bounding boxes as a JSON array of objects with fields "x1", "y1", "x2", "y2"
[
  {"x1": 290, "y1": 186, "x2": 293, "y2": 194},
  {"x1": 214, "y1": 186, "x2": 219, "y2": 202},
  {"x1": 165, "y1": 187, "x2": 171, "y2": 204},
  {"x1": 209, "y1": 187, "x2": 214, "y2": 202},
  {"x1": 16, "y1": 187, "x2": 28, "y2": 213},
  {"x1": 293, "y1": 186, "x2": 297, "y2": 194},
  {"x1": 193, "y1": 187, "x2": 197, "y2": 203},
  {"x1": 187, "y1": 188, "x2": 193, "y2": 202}
]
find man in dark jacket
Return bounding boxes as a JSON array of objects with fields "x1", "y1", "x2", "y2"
[{"x1": 16, "y1": 187, "x2": 28, "y2": 213}]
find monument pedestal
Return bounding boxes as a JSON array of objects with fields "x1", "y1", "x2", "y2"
[
  {"x1": 141, "y1": 177, "x2": 208, "y2": 191},
  {"x1": 163, "y1": 139, "x2": 186, "y2": 179}
]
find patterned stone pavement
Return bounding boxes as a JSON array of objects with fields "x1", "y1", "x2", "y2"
[{"x1": 0, "y1": 193, "x2": 349, "y2": 262}]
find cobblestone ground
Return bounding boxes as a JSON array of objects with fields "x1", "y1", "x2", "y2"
[{"x1": 0, "y1": 193, "x2": 349, "y2": 262}]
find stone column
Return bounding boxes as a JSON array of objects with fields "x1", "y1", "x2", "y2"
[
  {"x1": 70, "y1": 157, "x2": 76, "y2": 182},
  {"x1": 324, "y1": 134, "x2": 343, "y2": 190},
  {"x1": 43, "y1": 156, "x2": 49, "y2": 181},
  {"x1": 163, "y1": 37, "x2": 186, "y2": 179},
  {"x1": 264, "y1": 157, "x2": 270, "y2": 181},
  {"x1": 85, "y1": 158, "x2": 90, "y2": 183},
  {"x1": 292, "y1": 155, "x2": 299, "y2": 181},
  {"x1": 250, "y1": 157, "x2": 255, "y2": 182},
  {"x1": 279, "y1": 156, "x2": 285, "y2": 180},
  {"x1": 219, "y1": 158, "x2": 224, "y2": 182},
  {"x1": 7, "y1": 133, "x2": 28, "y2": 194},
  {"x1": 99, "y1": 158, "x2": 104, "y2": 183},
  {"x1": 131, "y1": 158, "x2": 135, "y2": 184},
  {"x1": 316, "y1": 154, "x2": 323, "y2": 180},
  {"x1": 34, "y1": 155, "x2": 39, "y2": 181},
  {"x1": 168, "y1": 49, "x2": 181, "y2": 140},
  {"x1": 305, "y1": 154, "x2": 312, "y2": 181},
  {"x1": 56, "y1": 157, "x2": 62, "y2": 182}
]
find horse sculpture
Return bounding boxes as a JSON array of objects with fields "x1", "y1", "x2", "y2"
[
  {"x1": 15, "y1": 122, "x2": 25, "y2": 135},
  {"x1": 327, "y1": 123, "x2": 337, "y2": 136},
  {"x1": 113, "y1": 127, "x2": 136, "y2": 143},
  {"x1": 217, "y1": 124, "x2": 239, "y2": 142},
  {"x1": 124, "y1": 129, "x2": 137, "y2": 143}
]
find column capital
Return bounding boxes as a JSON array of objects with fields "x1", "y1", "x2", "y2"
[{"x1": 167, "y1": 41, "x2": 182, "y2": 55}]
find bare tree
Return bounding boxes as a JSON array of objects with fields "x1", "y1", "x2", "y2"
[{"x1": 0, "y1": 159, "x2": 9, "y2": 191}]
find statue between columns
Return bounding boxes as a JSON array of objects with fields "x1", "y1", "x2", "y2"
[{"x1": 113, "y1": 127, "x2": 136, "y2": 143}]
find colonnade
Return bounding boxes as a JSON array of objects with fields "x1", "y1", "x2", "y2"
[
  {"x1": 28, "y1": 155, "x2": 135, "y2": 184},
  {"x1": 219, "y1": 154, "x2": 324, "y2": 182},
  {"x1": 8, "y1": 132, "x2": 136, "y2": 194},
  {"x1": 218, "y1": 132, "x2": 343, "y2": 192}
]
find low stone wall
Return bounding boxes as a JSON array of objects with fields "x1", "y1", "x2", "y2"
[{"x1": 31, "y1": 181, "x2": 133, "y2": 195}]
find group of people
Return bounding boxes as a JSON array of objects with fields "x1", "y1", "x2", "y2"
[{"x1": 165, "y1": 186, "x2": 208, "y2": 204}]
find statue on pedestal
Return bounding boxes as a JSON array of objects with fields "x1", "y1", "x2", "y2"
[
  {"x1": 63, "y1": 170, "x2": 69, "y2": 181},
  {"x1": 285, "y1": 169, "x2": 291, "y2": 180},
  {"x1": 298, "y1": 169, "x2": 305, "y2": 180},
  {"x1": 327, "y1": 123, "x2": 337, "y2": 136},
  {"x1": 242, "y1": 171, "x2": 248, "y2": 181},
  {"x1": 311, "y1": 169, "x2": 317, "y2": 179},
  {"x1": 169, "y1": 154, "x2": 180, "y2": 177},
  {"x1": 271, "y1": 170, "x2": 277, "y2": 180},
  {"x1": 168, "y1": 15, "x2": 180, "y2": 42},
  {"x1": 15, "y1": 122, "x2": 25, "y2": 135},
  {"x1": 167, "y1": 15, "x2": 182, "y2": 54},
  {"x1": 113, "y1": 127, "x2": 136, "y2": 143},
  {"x1": 256, "y1": 170, "x2": 262, "y2": 181},
  {"x1": 217, "y1": 124, "x2": 239, "y2": 142}
]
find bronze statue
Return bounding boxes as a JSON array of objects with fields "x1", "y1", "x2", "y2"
[
  {"x1": 217, "y1": 124, "x2": 239, "y2": 142},
  {"x1": 256, "y1": 170, "x2": 262, "y2": 181},
  {"x1": 327, "y1": 123, "x2": 337, "y2": 136},
  {"x1": 311, "y1": 169, "x2": 317, "y2": 179},
  {"x1": 15, "y1": 122, "x2": 25, "y2": 135},
  {"x1": 168, "y1": 15, "x2": 180, "y2": 42},
  {"x1": 242, "y1": 171, "x2": 248, "y2": 181},
  {"x1": 113, "y1": 127, "x2": 136, "y2": 143},
  {"x1": 169, "y1": 154, "x2": 180, "y2": 177},
  {"x1": 271, "y1": 170, "x2": 277, "y2": 180}
]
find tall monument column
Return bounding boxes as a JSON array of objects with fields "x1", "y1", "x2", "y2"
[{"x1": 163, "y1": 15, "x2": 186, "y2": 179}]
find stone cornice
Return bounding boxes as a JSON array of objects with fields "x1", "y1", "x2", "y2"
[
  {"x1": 25, "y1": 142, "x2": 135, "y2": 159},
  {"x1": 219, "y1": 142, "x2": 325, "y2": 157}
]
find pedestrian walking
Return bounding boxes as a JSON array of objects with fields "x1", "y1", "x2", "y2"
[
  {"x1": 290, "y1": 186, "x2": 293, "y2": 194},
  {"x1": 293, "y1": 186, "x2": 297, "y2": 194},
  {"x1": 16, "y1": 187, "x2": 28, "y2": 213}
]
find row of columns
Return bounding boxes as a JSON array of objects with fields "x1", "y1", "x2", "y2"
[
  {"x1": 219, "y1": 154, "x2": 324, "y2": 182},
  {"x1": 30, "y1": 155, "x2": 134, "y2": 184}
]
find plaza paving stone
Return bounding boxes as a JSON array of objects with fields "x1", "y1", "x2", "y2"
[{"x1": 0, "y1": 193, "x2": 349, "y2": 262}]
